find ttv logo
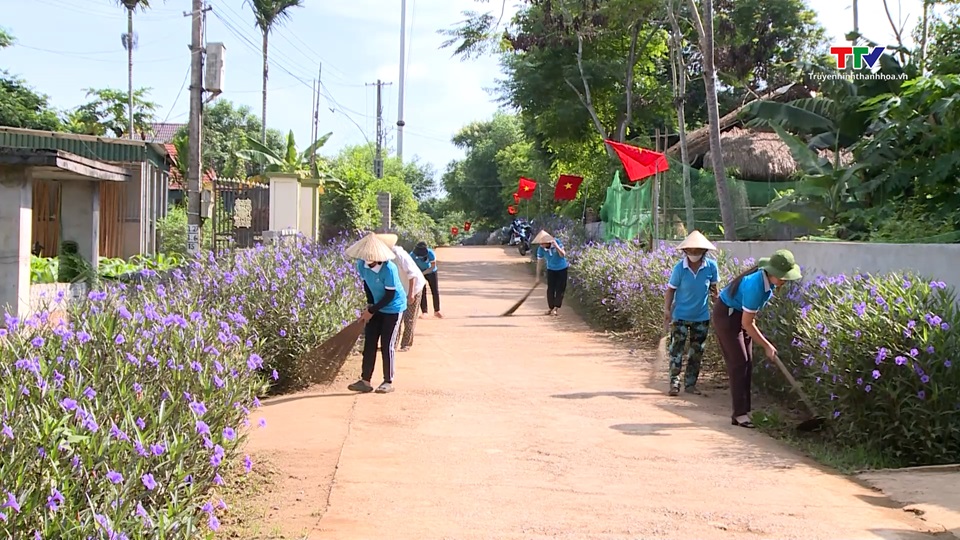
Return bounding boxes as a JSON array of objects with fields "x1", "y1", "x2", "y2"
[{"x1": 829, "y1": 46, "x2": 885, "y2": 69}]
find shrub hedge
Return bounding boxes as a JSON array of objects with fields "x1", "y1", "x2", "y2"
[
  {"x1": 566, "y1": 239, "x2": 960, "y2": 466},
  {"x1": 0, "y1": 236, "x2": 364, "y2": 537}
]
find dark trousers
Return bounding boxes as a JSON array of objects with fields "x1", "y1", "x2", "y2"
[
  {"x1": 546, "y1": 268, "x2": 568, "y2": 309},
  {"x1": 420, "y1": 272, "x2": 440, "y2": 313},
  {"x1": 361, "y1": 312, "x2": 401, "y2": 383},
  {"x1": 712, "y1": 301, "x2": 753, "y2": 418}
]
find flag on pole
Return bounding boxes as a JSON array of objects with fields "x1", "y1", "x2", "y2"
[
  {"x1": 451, "y1": 226, "x2": 459, "y2": 235},
  {"x1": 553, "y1": 174, "x2": 583, "y2": 201},
  {"x1": 507, "y1": 205, "x2": 517, "y2": 215},
  {"x1": 463, "y1": 221, "x2": 471, "y2": 232},
  {"x1": 513, "y1": 192, "x2": 521, "y2": 204},
  {"x1": 604, "y1": 140, "x2": 669, "y2": 182},
  {"x1": 517, "y1": 177, "x2": 537, "y2": 199}
]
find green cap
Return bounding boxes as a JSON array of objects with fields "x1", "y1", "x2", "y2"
[{"x1": 759, "y1": 249, "x2": 801, "y2": 281}]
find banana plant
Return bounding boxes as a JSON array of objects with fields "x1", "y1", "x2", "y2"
[{"x1": 239, "y1": 130, "x2": 344, "y2": 192}]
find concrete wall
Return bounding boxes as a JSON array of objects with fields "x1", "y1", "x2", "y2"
[
  {"x1": 580, "y1": 223, "x2": 960, "y2": 291},
  {"x1": 714, "y1": 241, "x2": 960, "y2": 291},
  {"x1": 0, "y1": 169, "x2": 32, "y2": 317},
  {"x1": 269, "y1": 175, "x2": 300, "y2": 232}
]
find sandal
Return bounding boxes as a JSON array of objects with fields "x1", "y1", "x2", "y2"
[
  {"x1": 668, "y1": 385, "x2": 680, "y2": 396},
  {"x1": 731, "y1": 418, "x2": 755, "y2": 429}
]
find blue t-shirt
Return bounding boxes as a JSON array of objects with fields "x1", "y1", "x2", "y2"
[
  {"x1": 537, "y1": 240, "x2": 569, "y2": 271},
  {"x1": 412, "y1": 248, "x2": 436, "y2": 272},
  {"x1": 356, "y1": 260, "x2": 407, "y2": 314},
  {"x1": 719, "y1": 269, "x2": 775, "y2": 313},
  {"x1": 667, "y1": 258, "x2": 719, "y2": 322}
]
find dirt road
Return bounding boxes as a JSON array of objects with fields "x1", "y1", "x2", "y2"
[{"x1": 243, "y1": 246, "x2": 943, "y2": 540}]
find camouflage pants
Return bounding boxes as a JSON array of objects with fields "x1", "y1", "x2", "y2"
[{"x1": 669, "y1": 320, "x2": 710, "y2": 389}]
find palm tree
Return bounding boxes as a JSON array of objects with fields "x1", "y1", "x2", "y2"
[
  {"x1": 246, "y1": 0, "x2": 304, "y2": 143},
  {"x1": 118, "y1": 0, "x2": 151, "y2": 140}
]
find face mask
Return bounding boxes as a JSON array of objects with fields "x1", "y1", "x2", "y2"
[{"x1": 687, "y1": 254, "x2": 703, "y2": 262}]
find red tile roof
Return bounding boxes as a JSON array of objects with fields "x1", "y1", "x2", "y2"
[{"x1": 148, "y1": 123, "x2": 186, "y2": 143}]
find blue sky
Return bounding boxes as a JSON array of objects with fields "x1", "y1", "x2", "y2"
[{"x1": 0, "y1": 0, "x2": 925, "y2": 175}]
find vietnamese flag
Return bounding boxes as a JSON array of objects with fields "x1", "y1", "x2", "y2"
[
  {"x1": 507, "y1": 205, "x2": 517, "y2": 215},
  {"x1": 463, "y1": 221, "x2": 471, "y2": 232},
  {"x1": 512, "y1": 192, "x2": 520, "y2": 204},
  {"x1": 604, "y1": 139, "x2": 669, "y2": 182},
  {"x1": 517, "y1": 177, "x2": 537, "y2": 199},
  {"x1": 554, "y1": 174, "x2": 583, "y2": 201},
  {"x1": 451, "y1": 226, "x2": 459, "y2": 235}
]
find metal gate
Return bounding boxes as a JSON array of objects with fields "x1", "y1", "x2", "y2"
[{"x1": 212, "y1": 178, "x2": 270, "y2": 253}]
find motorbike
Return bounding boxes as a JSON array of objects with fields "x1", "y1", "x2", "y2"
[
  {"x1": 517, "y1": 223, "x2": 533, "y2": 256},
  {"x1": 507, "y1": 219, "x2": 525, "y2": 246}
]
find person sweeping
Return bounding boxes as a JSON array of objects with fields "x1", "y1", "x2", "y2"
[
  {"x1": 714, "y1": 249, "x2": 801, "y2": 428},
  {"x1": 533, "y1": 230, "x2": 568, "y2": 316},
  {"x1": 663, "y1": 231, "x2": 719, "y2": 396},
  {"x1": 376, "y1": 233, "x2": 427, "y2": 352},
  {"x1": 344, "y1": 233, "x2": 407, "y2": 394},
  {"x1": 412, "y1": 241, "x2": 442, "y2": 319}
]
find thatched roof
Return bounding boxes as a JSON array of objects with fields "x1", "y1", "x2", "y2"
[
  {"x1": 701, "y1": 127, "x2": 855, "y2": 181},
  {"x1": 703, "y1": 128, "x2": 796, "y2": 181},
  {"x1": 666, "y1": 83, "x2": 812, "y2": 159}
]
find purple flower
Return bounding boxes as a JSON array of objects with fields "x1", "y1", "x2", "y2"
[
  {"x1": 46, "y1": 489, "x2": 64, "y2": 511},
  {"x1": 189, "y1": 401, "x2": 207, "y2": 416},
  {"x1": 3, "y1": 492, "x2": 20, "y2": 513},
  {"x1": 106, "y1": 470, "x2": 123, "y2": 484},
  {"x1": 258, "y1": 418, "x2": 267, "y2": 428},
  {"x1": 141, "y1": 473, "x2": 157, "y2": 490},
  {"x1": 872, "y1": 370, "x2": 881, "y2": 379},
  {"x1": 895, "y1": 356, "x2": 907, "y2": 366},
  {"x1": 244, "y1": 455, "x2": 253, "y2": 472},
  {"x1": 60, "y1": 398, "x2": 78, "y2": 411},
  {"x1": 1, "y1": 425, "x2": 13, "y2": 439},
  {"x1": 223, "y1": 427, "x2": 236, "y2": 440}
]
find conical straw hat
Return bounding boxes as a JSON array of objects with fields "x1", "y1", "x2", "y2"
[
  {"x1": 345, "y1": 233, "x2": 396, "y2": 261},
  {"x1": 375, "y1": 233, "x2": 398, "y2": 248},
  {"x1": 677, "y1": 230, "x2": 716, "y2": 251},
  {"x1": 531, "y1": 230, "x2": 554, "y2": 245}
]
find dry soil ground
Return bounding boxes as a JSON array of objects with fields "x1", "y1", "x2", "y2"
[{"x1": 232, "y1": 246, "x2": 950, "y2": 540}]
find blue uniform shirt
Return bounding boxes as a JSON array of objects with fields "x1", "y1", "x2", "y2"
[
  {"x1": 412, "y1": 248, "x2": 436, "y2": 272},
  {"x1": 667, "y1": 257, "x2": 719, "y2": 322},
  {"x1": 719, "y1": 269, "x2": 774, "y2": 313},
  {"x1": 537, "y1": 240, "x2": 569, "y2": 271},
  {"x1": 356, "y1": 260, "x2": 407, "y2": 314}
]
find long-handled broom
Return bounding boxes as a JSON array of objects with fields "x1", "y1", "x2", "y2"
[
  {"x1": 300, "y1": 319, "x2": 366, "y2": 384},
  {"x1": 502, "y1": 279, "x2": 541, "y2": 316}
]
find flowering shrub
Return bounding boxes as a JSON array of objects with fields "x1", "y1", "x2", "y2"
[
  {"x1": 569, "y1": 240, "x2": 960, "y2": 465},
  {"x1": 757, "y1": 273, "x2": 960, "y2": 466},
  {"x1": 0, "y1": 236, "x2": 364, "y2": 536},
  {"x1": 200, "y1": 236, "x2": 364, "y2": 391}
]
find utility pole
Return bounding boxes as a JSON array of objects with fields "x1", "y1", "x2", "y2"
[
  {"x1": 396, "y1": 0, "x2": 407, "y2": 162},
  {"x1": 310, "y1": 65, "x2": 321, "y2": 171},
  {"x1": 366, "y1": 79, "x2": 392, "y2": 178},
  {"x1": 185, "y1": 0, "x2": 206, "y2": 255}
]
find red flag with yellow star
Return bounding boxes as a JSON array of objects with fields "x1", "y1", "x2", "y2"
[
  {"x1": 553, "y1": 175, "x2": 583, "y2": 201},
  {"x1": 517, "y1": 177, "x2": 537, "y2": 199}
]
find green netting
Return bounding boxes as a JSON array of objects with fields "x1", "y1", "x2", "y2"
[{"x1": 599, "y1": 171, "x2": 651, "y2": 242}]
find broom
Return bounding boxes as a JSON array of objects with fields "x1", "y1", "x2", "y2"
[
  {"x1": 502, "y1": 279, "x2": 541, "y2": 316},
  {"x1": 299, "y1": 319, "x2": 366, "y2": 384}
]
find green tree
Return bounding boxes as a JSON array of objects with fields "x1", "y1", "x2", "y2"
[
  {"x1": 68, "y1": 87, "x2": 157, "y2": 139},
  {"x1": 245, "y1": 0, "x2": 304, "y2": 142},
  {"x1": 443, "y1": 113, "x2": 551, "y2": 225},
  {"x1": 238, "y1": 130, "x2": 341, "y2": 191},
  {"x1": 0, "y1": 29, "x2": 63, "y2": 131},
  {"x1": 171, "y1": 100, "x2": 285, "y2": 180}
]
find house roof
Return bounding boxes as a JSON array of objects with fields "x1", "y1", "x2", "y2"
[
  {"x1": 0, "y1": 148, "x2": 131, "y2": 182},
  {"x1": 146, "y1": 123, "x2": 185, "y2": 143},
  {"x1": 163, "y1": 143, "x2": 216, "y2": 190},
  {"x1": 666, "y1": 83, "x2": 813, "y2": 160},
  {"x1": 701, "y1": 127, "x2": 855, "y2": 181},
  {"x1": 0, "y1": 126, "x2": 169, "y2": 170}
]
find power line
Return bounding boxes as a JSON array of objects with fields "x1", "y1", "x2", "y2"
[
  {"x1": 160, "y1": 66, "x2": 190, "y2": 126},
  {"x1": 12, "y1": 44, "x2": 181, "y2": 64}
]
